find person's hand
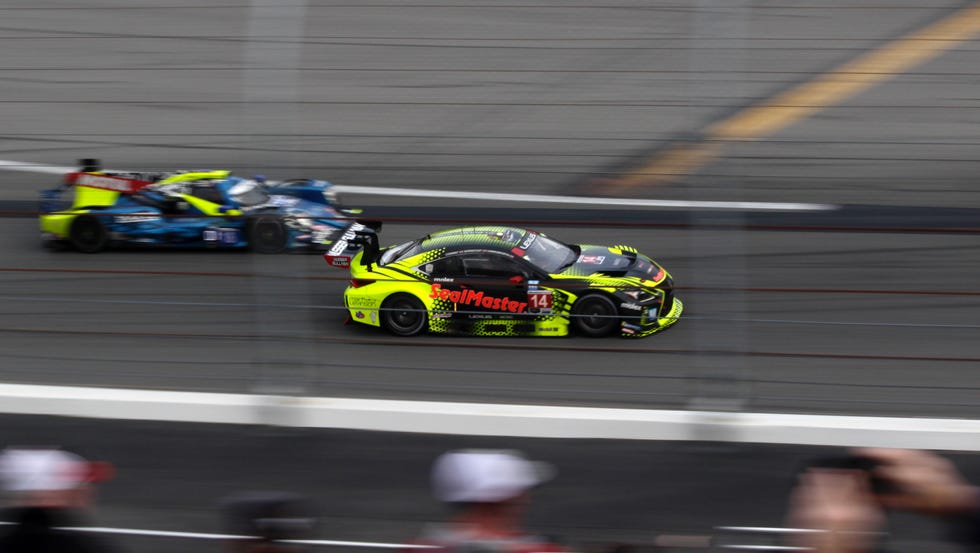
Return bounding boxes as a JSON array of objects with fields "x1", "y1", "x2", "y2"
[
  {"x1": 787, "y1": 469, "x2": 884, "y2": 553},
  {"x1": 855, "y1": 448, "x2": 980, "y2": 515}
]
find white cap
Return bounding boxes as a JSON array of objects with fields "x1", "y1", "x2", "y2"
[
  {"x1": 431, "y1": 449, "x2": 555, "y2": 503},
  {"x1": 0, "y1": 448, "x2": 108, "y2": 493}
]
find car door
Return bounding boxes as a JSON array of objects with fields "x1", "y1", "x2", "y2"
[{"x1": 454, "y1": 252, "x2": 537, "y2": 320}]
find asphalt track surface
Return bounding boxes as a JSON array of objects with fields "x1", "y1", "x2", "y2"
[{"x1": 2, "y1": 1, "x2": 980, "y2": 551}]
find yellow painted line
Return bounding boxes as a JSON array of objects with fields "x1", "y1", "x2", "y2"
[
  {"x1": 602, "y1": 142, "x2": 722, "y2": 188},
  {"x1": 610, "y1": 1, "x2": 980, "y2": 188},
  {"x1": 710, "y1": 2, "x2": 980, "y2": 140}
]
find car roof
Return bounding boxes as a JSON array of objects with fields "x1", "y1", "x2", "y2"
[{"x1": 418, "y1": 226, "x2": 532, "y2": 255}]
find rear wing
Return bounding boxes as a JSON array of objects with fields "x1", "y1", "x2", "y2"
[
  {"x1": 65, "y1": 171, "x2": 156, "y2": 193},
  {"x1": 40, "y1": 162, "x2": 159, "y2": 213},
  {"x1": 62, "y1": 172, "x2": 157, "y2": 211},
  {"x1": 323, "y1": 220, "x2": 383, "y2": 269}
]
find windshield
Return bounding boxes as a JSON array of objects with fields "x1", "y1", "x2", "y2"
[
  {"x1": 521, "y1": 233, "x2": 577, "y2": 273},
  {"x1": 228, "y1": 180, "x2": 270, "y2": 207}
]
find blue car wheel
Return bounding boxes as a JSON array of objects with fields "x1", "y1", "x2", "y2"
[{"x1": 248, "y1": 215, "x2": 288, "y2": 254}]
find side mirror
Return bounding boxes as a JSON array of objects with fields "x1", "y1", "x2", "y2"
[{"x1": 509, "y1": 275, "x2": 525, "y2": 285}]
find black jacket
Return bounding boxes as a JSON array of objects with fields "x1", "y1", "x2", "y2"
[{"x1": 0, "y1": 507, "x2": 116, "y2": 553}]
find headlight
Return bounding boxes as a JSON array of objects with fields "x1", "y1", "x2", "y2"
[
  {"x1": 322, "y1": 186, "x2": 339, "y2": 206},
  {"x1": 623, "y1": 289, "x2": 659, "y2": 303}
]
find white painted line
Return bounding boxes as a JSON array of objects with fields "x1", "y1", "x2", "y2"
[
  {"x1": 718, "y1": 547, "x2": 807, "y2": 551},
  {"x1": 0, "y1": 158, "x2": 837, "y2": 212},
  {"x1": 0, "y1": 159, "x2": 78, "y2": 175},
  {"x1": 333, "y1": 184, "x2": 838, "y2": 212},
  {"x1": 0, "y1": 522, "x2": 432, "y2": 548},
  {"x1": 1, "y1": 383, "x2": 979, "y2": 451},
  {"x1": 718, "y1": 527, "x2": 823, "y2": 535}
]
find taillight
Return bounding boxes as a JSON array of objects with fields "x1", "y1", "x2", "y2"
[{"x1": 349, "y1": 278, "x2": 375, "y2": 288}]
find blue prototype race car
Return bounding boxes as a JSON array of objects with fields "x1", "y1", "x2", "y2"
[{"x1": 40, "y1": 160, "x2": 359, "y2": 253}]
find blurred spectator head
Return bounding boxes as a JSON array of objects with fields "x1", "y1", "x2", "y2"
[
  {"x1": 221, "y1": 492, "x2": 315, "y2": 552},
  {"x1": 432, "y1": 449, "x2": 554, "y2": 504},
  {"x1": 0, "y1": 447, "x2": 112, "y2": 508}
]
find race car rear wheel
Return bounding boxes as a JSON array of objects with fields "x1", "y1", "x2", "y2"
[
  {"x1": 571, "y1": 293, "x2": 619, "y2": 337},
  {"x1": 380, "y1": 294, "x2": 427, "y2": 337},
  {"x1": 69, "y1": 215, "x2": 108, "y2": 253},
  {"x1": 248, "y1": 216, "x2": 288, "y2": 254}
]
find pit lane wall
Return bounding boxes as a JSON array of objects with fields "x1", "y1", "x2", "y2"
[{"x1": 1, "y1": 383, "x2": 978, "y2": 451}]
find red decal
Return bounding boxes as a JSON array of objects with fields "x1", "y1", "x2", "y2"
[
  {"x1": 323, "y1": 254, "x2": 351, "y2": 268},
  {"x1": 429, "y1": 283, "x2": 527, "y2": 313},
  {"x1": 528, "y1": 290, "x2": 552, "y2": 310},
  {"x1": 67, "y1": 172, "x2": 152, "y2": 194}
]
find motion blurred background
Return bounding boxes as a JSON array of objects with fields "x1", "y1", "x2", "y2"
[{"x1": 1, "y1": 1, "x2": 979, "y2": 551}]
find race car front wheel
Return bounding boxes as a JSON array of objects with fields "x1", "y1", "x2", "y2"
[
  {"x1": 380, "y1": 294, "x2": 427, "y2": 336},
  {"x1": 248, "y1": 216, "x2": 288, "y2": 254},
  {"x1": 69, "y1": 215, "x2": 108, "y2": 253},
  {"x1": 571, "y1": 293, "x2": 619, "y2": 337}
]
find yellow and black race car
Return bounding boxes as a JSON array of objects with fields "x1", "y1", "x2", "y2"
[{"x1": 324, "y1": 224, "x2": 682, "y2": 337}]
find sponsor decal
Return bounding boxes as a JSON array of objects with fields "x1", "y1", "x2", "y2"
[
  {"x1": 355, "y1": 311, "x2": 366, "y2": 319},
  {"x1": 622, "y1": 327, "x2": 636, "y2": 335},
  {"x1": 622, "y1": 322, "x2": 642, "y2": 331},
  {"x1": 114, "y1": 212, "x2": 160, "y2": 224},
  {"x1": 527, "y1": 290, "x2": 553, "y2": 314},
  {"x1": 326, "y1": 255, "x2": 351, "y2": 268},
  {"x1": 578, "y1": 255, "x2": 606, "y2": 264},
  {"x1": 347, "y1": 297, "x2": 378, "y2": 308},
  {"x1": 434, "y1": 277, "x2": 455, "y2": 283},
  {"x1": 327, "y1": 222, "x2": 367, "y2": 255},
  {"x1": 429, "y1": 283, "x2": 527, "y2": 313},
  {"x1": 73, "y1": 173, "x2": 146, "y2": 193},
  {"x1": 268, "y1": 195, "x2": 300, "y2": 207},
  {"x1": 204, "y1": 228, "x2": 239, "y2": 244},
  {"x1": 519, "y1": 233, "x2": 537, "y2": 250},
  {"x1": 620, "y1": 302, "x2": 643, "y2": 311}
]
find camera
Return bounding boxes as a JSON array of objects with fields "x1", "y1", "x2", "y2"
[{"x1": 803, "y1": 454, "x2": 901, "y2": 496}]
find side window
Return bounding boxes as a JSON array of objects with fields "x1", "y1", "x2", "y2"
[
  {"x1": 462, "y1": 255, "x2": 529, "y2": 279},
  {"x1": 422, "y1": 256, "x2": 464, "y2": 278}
]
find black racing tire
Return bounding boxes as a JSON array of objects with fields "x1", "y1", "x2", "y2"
[
  {"x1": 248, "y1": 216, "x2": 288, "y2": 254},
  {"x1": 69, "y1": 215, "x2": 108, "y2": 253},
  {"x1": 380, "y1": 293, "x2": 428, "y2": 337},
  {"x1": 571, "y1": 293, "x2": 620, "y2": 337}
]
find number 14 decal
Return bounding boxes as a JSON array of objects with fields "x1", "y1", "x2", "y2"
[{"x1": 527, "y1": 290, "x2": 553, "y2": 314}]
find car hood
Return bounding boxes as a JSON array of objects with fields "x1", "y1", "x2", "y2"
[{"x1": 557, "y1": 244, "x2": 666, "y2": 281}]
